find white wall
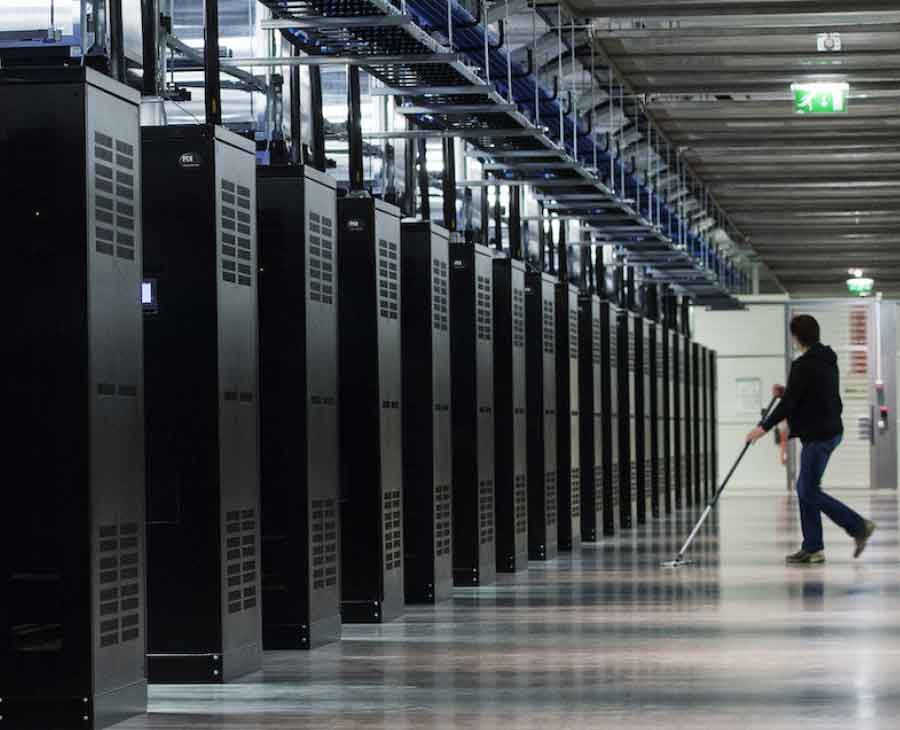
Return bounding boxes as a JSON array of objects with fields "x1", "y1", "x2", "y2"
[{"x1": 694, "y1": 296, "x2": 789, "y2": 489}]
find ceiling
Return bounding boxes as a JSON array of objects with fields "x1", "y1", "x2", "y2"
[{"x1": 580, "y1": 2, "x2": 900, "y2": 297}]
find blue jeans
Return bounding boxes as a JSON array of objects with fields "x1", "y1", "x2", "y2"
[{"x1": 796, "y1": 434, "x2": 866, "y2": 552}]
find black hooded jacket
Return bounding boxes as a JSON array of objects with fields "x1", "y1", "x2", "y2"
[{"x1": 761, "y1": 342, "x2": 843, "y2": 443}]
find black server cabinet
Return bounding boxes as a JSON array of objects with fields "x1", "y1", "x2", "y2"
[
  {"x1": 143, "y1": 125, "x2": 260, "y2": 683},
  {"x1": 647, "y1": 322, "x2": 662, "y2": 519},
  {"x1": 669, "y1": 330, "x2": 683, "y2": 510},
  {"x1": 578, "y1": 294, "x2": 603, "y2": 542},
  {"x1": 1, "y1": 68, "x2": 146, "y2": 730},
  {"x1": 556, "y1": 283, "x2": 581, "y2": 550},
  {"x1": 697, "y1": 344, "x2": 709, "y2": 501},
  {"x1": 680, "y1": 334, "x2": 694, "y2": 508},
  {"x1": 600, "y1": 301, "x2": 621, "y2": 535},
  {"x1": 659, "y1": 323, "x2": 673, "y2": 515},
  {"x1": 618, "y1": 311, "x2": 637, "y2": 530},
  {"x1": 450, "y1": 243, "x2": 496, "y2": 586},
  {"x1": 338, "y1": 197, "x2": 405, "y2": 622},
  {"x1": 709, "y1": 350, "x2": 719, "y2": 490},
  {"x1": 493, "y1": 257, "x2": 529, "y2": 573},
  {"x1": 401, "y1": 220, "x2": 453, "y2": 602},
  {"x1": 525, "y1": 272, "x2": 559, "y2": 558},
  {"x1": 635, "y1": 317, "x2": 651, "y2": 524},
  {"x1": 257, "y1": 166, "x2": 340, "y2": 649},
  {"x1": 690, "y1": 341, "x2": 702, "y2": 506}
]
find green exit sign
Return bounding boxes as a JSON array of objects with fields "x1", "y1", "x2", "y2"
[{"x1": 792, "y1": 82, "x2": 849, "y2": 114}]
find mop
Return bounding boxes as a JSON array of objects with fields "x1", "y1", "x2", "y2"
[{"x1": 661, "y1": 387, "x2": 784, "y2": 568}]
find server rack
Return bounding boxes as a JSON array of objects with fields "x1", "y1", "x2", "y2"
[
  {"x1": 681, "y1": 334, "x2": 695, "y2": 508},
  {"x1": 697, "y1": 344, "x2": 710, "y2": 501},
  {"x1": 659, "y1": 322, "x2": 673, "y2": 515},
  {"x1": 338, "y1": 196, "x2": 405, "y2": 622},
  {"x1": 691, "y1": 341, "x2": 703, "y2": 505},
  {"x1": 400, "y1": 220, "x2": 453, "y2": 602},
  {"x1": 1, "y1": 67, "x2": 146, "y2": 729},
  {"x1": 556, "y1": 283, "x2": 581, "y2": 550},
  {"x1": 669, "y1": 329, "x2": 683, "y2": 510},
  {"x1": 525, "y1": 272, "x2": 559, "y2": 558},
  {"x1": 578, "y1": 294, "x2": 603, "y2": 541},
  {"x1": 449, "y1": 243, "x2": 496, "y2": 586},
  {"x1": 647, "y1": 322, "x2": 662, "y2": 519},
  {"x1": 600, "y1": 300, "x2": 621, "y2": 534},
  {"x1": 143, "y1": 124, "x2": 260, "y2": 683},
  {"x1": 636, "y1": 317, "x2": 651, "y2": 524},
  {"x1": 709, "y1": 349, "x2": 719, "y2": 490},
  {"x1": 256, "y1": 166, "x2": 340, "y2": 649},
  {"x1": 618, "y1": 311, "x2": 637, "y2": 529},
  {"x1": 493, "y1": 257, "x2": 529, "y2": 572}
]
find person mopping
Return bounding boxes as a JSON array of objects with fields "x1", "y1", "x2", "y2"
[{"x1": 745, "y1": 314, "x2": 876, "y2": 564}]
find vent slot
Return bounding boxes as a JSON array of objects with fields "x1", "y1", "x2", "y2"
[
  {"x1": 545, "y1": 471, "x2": 557, "y2": 526},
  {"x1": 611, "y1": 461, "x2": 619, "y2": 508},
  {"x1": 378, "y1": 238, "x2": 399, "y2": 320},
  {"x1": 630, "y1": 460, "x2": 638, "y2": 492},
  {"x1": 512, "y1": 289, "x2": 526, "y2": 348},
  {"x1": 568, "y1": 308, "x2": 578, "y2": 360},
  {"x1": 432, "y1": 259, "x2": 449, "y2": 332},
  {"x1": 542, "y1": 299, "x2": 555, "y2": 354},
  {"x1": 477, "y1": 479, "x2": 494, "y2": 544},
  {"x1": 628, "y1": 330, "x2": 636, "y2": 372},
  {"x1": 221, "y1": 179, "x2": 253, "y2": 287},
  {"x1": 593, "y1": 465, "x2": 603, "y2": 514},
  {"x1": 476, "y1": 275, "x2": 492, "y2": 341},
  {"x1": 592, "y1": 319, "x2": 602, "y2": 363},
  {"x1": 643, "y1": 338, "x2": 651, "y2": 376},
  {"x1": 308, "y1": 212, "x2": 335, "y2": 305},
  {"x1": 383, "y1": 490, "x2": 402, "y2": 571},
  {"x1": 225, "y1": 508, "x2": 257, "y2": 613},
  {"x1": 96, "y1": 522, "x2": 141, "y2": 649},
  {"x1": 514, "y1": 473, "x2": 527, "y2": 535},
  {"x1": 311, "y1": 498, "x2": 338, "y2": 590},
  {"x1": 570, "y1": 469, "x2": 581, "y2": 518},
  {"x1": 93, "y1": 131, "x2": 136, "y2": 261},
  {"x1": 435, "y1": 483, "x2": 452, "y2": 557}
]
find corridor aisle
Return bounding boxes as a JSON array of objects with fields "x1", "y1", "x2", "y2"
[{"x1": 118, "y1": 489, "x2": 900, "y2": 730}]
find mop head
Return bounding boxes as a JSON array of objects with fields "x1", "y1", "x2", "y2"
[{"x1": 660, "y1": 557, "x2": 693, "y2": 568}]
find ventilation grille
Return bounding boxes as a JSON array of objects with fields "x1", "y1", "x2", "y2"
[
  {"x1": 311, "y1": 498, "x2": 338, "y2": 590},
  {"x1": 378, "y1": 238, "x2": 399, "y2": 320},
  {"x1": 308, "y1": 212, "x2": 334, "y2": 305},
  {"x1": 645, "y1": 460, "x2": 653, "y2": 503},
  {"x1": 630, "y1": 460, "x2": 638, "y2": 492},
  {"x1": 545, "y1": 471, "x2": 557, "y2": 526},
  {"x1": 97, "y1": 522, "x2": 141, "y2": 649},
  {"x1": 570, "y1": 468, "x2": 581, "y2": 518},
  {"x1": 93, "y1": 132, "x2": 136, "y2": 261},
  {"x1": 220, "y1": 179, "x2": 253, "y2": 287},
  {"x1": 643, "y1": 338, "x2": 651, "y2": 375},
  {"x1": 542, "y1": 300, "x2": 555, "y2": 354},
  {"x1": 479, "y1": 479, "x2": 494, "y2": 544},
  {"x1": 593, "y1": 465, "x2": 603, "y2": 514},
  {"x1": 627, "y1": 331, "x2": 637, "y2": 372},
  {"x1": 432, "y1": 259, "x2": 449, "y2": 332},
  {"x1": 568, "y1": 308, "x2": 579, "y2": 359},
  {"x1": 592, "y1": 319, "x2": 602, "y2": 363},
  {"x1": 514, "y1": 473, "x2": 527, "y2": 535},
  {"x1": 512, "y1": 289, "x2": 526, "y2": 348},
  {"x1": 383, "y1": 490, "x2": 402, "y2": 571},
  {"x1": 435, "y1": 483, "x2": 452, "y2": 557},
  {"x1": 611, "y1": 462, "x2": 619, "y2": 508},
  {"x1": 476, "y1": 275, "x2": 492, "y2": 341},
  {"x1": 225, "y1": 509, "x2": 258, "y2": 614}
]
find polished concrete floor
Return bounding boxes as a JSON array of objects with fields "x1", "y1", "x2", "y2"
[{"x1": 118, "y1": 488, "x2": 900, "y2": 729}]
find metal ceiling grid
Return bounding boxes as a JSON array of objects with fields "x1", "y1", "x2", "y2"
[{"x1": 585, "y1": 2, "x2": 900, "y2": 297}]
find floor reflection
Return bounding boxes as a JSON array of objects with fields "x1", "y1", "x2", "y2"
[{"x1": 116, "y1": 488, "x2": 900, "y2": 730}]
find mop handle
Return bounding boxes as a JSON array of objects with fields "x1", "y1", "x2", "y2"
[{"x1": 674, "y1": 393, "x2": 781, "y2": 560}]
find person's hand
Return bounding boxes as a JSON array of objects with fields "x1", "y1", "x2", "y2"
[{"x1": 745, "y1": 426, "x2": 766, "y2": 444}]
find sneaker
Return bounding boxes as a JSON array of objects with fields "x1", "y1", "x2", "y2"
[
  {"x1": 786, "y1": 549, "x2": 826, "y2": 564},
  {"x1": 853, "y1": 520, "x2": 877, "y2": 559}
]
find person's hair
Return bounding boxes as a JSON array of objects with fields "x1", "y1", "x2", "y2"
[{"x1": 790, "y1": 314, "x2": 820, "y2": 348}]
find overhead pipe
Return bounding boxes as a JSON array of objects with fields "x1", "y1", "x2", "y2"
[
  {"x1": 203, "y1": 0, "x2": 222, "y2": 125},
  {"x1": 347, "y1": 65, "x2": 365, "y2": 193}
]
